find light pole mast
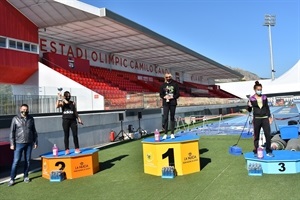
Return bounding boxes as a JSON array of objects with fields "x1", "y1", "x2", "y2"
[{"x1": 264, "y1": 14, "x2": 276, "y2": 81}]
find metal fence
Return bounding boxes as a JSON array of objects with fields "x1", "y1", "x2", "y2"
[
  {"x1": 0, "y1": 93, "x2": 246, "y2": 115},
  {"x1": 0, "y1": 94, "x2": 68, "y2": 115}
]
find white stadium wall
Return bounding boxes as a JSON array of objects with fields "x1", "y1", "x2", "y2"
[
  {"x1": 12, "y1": 62, "x2": 104, "y2": 111},
  {"x1": 183, "y1": 73, "x2": 215, "y2": 85}
]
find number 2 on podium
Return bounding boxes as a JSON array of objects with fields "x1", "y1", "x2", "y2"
[{"x1": 162, "y1": 148, "x2": 175, "y2": 167}]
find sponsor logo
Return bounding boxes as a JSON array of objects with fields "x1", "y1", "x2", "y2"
[
  {"x1": 146, "y1": 152, "x2": 153, "y2": 162},
  {"x1": 183, "y1": 152, "x2": 198, "y2": 164},
  {"x1": 43, "y1": 162, "x2": 48, "y2": 175},
  {"x1": 63, "y1": 110, "x2": 74, "y2": 114},
  {"x1": 74, "y1": 162, "x2": 90, "y2": 172}
]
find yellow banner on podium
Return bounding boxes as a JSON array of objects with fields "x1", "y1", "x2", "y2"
[{"x1": 142, "y1": 135, "x2": 200, "y2": 176}]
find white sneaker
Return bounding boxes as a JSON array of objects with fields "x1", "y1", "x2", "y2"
[
  {"x1": 8, "y1": 179, "x2": 14, "y2": 187},
  {"x1": 171, "y1": 134, "x2": 175, "y2": 139},
  {"x1": 162, "y1": 134, "x2": 167, "y2": 140}
]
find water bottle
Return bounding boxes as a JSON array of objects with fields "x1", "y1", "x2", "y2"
[
  {"x1": 154, "y1": 129, "x2": 160, "y2": 142},
  {"x1": 248, "y1": 163, "x2": 253, "y2": 173},
  {"x1": 170, "y1": 166, "x2": 174, "y2": 177},
  {"x1": 52, "y1": 144, "x2": 58, "y2": 156},
  {"x1": 258, "y1": 164, "x2": 262, "y2": 173},
  {"x1": 257, "y1": 146, "x2": 264, "y2": 159}
]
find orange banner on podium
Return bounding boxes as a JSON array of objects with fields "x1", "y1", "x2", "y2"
[{"x1": 41, "y1": 148, "x2": 99, "y2": 179}]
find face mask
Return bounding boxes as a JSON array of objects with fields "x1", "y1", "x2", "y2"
[
  {"x1": 256, "y1": 90, "x2": 262, "y2": 96},
  {"x1": 21, "y1": 111, "x2": 29, "y2": 116}
]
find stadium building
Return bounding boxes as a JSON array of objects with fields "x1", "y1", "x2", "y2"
[{"x1": 0, "y1": 0, "x2": 245, "y2": 158}]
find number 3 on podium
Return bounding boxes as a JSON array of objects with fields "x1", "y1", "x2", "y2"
[
  {"x1": 278, "y1": 162, "x2": 286, "y2": 172},
  {"x1": 162, "y1": 148, "x2": 175, "y2": 167}
]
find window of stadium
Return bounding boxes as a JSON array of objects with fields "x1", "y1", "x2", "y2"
[
  {"x1": 24, "y1": 43, "x2": 30, "y2": 51},
  {"x1": 17, "y1": 41, "x2": 23, "y2": 50},
  {"x1": 31, "y1": 44, "x2": 38, "y2": 52},
  {"x1": 2, "y1": 37, "x2": 38, "y2": 54},
  {"x1": 0, "y1": 37, "x2": 6, "y2": 47},
  {"x1": 9, "y1": 40, "x2": 16, "y2": 48}
]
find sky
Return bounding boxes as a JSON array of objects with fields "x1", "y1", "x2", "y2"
[{"x1": 80, "y1": 0, "x2": 300, "y2": 79}]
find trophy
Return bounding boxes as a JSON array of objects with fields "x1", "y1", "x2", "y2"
[
  {"x1": 165, "y1": 88, "x2": 170, "y2": 102},
  {"x1": 57, "y1": 87, "x2": 63, "y2": 101}
]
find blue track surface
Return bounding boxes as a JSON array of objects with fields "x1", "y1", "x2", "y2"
[{"x1": 179, "y1": 105, "x2": 300, "y2": 136}]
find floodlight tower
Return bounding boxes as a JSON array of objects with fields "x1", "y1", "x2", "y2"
[{"x1": 264, "y1": 14, "x2": 276, "y2": 81}]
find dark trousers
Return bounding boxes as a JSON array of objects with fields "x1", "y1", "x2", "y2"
[
  {"x1": 10, "y1": 143, "x2": 33, "y2": 180},
  {"x1": 253, "y1": 117, "x2": 272, "y2": 153},
  {"x1": 62, "y1": 118, "x2": 79, "y2": 150},
  {"x1": 162, "y1": 104, "x2": 176, "y2": 134}
]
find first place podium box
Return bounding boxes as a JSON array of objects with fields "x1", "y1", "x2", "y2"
[
  {"x1": 41, "y1": 148, "x2": 99, "y2": 180},
  {"x1": 142, "y1": 135, "x2": 200, "y2": 176}
]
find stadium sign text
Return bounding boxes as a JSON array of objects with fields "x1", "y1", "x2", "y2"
[{"x1": 40, "y1": 38, "x2": 169, "y2": 75}]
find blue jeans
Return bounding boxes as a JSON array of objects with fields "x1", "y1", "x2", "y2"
[{"x1": 10, "y1": 143, "x2": 33, "y2": 180}]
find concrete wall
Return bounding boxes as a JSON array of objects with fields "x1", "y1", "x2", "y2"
[{"x1": 30, "y1": 110, "x2": 161, "y2": 158}]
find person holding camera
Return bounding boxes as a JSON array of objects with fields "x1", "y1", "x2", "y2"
[
  {"x1": 56, "y1": 91, "x2": 83, "y2": 155},
  {"x1": 159, "y1": 73, "x2": 180, "y2": 140}
]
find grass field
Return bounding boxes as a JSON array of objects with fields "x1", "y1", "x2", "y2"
[{"x1": 1, "y1": 135, "x2": 300, "y2": 200}]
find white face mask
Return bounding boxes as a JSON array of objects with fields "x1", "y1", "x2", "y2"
[{"x1": 256, "y1": 90, "x2": 262, "y2": 96}]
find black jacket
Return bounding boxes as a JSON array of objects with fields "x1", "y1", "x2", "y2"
[
  {"x1": 10, "y1": 114, "x2": 38, "y2": 146},
  {"x1": 247, "y1": 94, "x2": 271, "y2": 118},
  {"x1": 159, "y1": 80, "x2": 180, "y2": 106}
]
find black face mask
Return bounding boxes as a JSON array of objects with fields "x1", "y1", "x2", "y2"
[
  {"x1": 21, "y1": 111, "x2": 29, "y2": 116},
  {"x1": 65, "y1": 97, "x2": 71, "y2": 101}
]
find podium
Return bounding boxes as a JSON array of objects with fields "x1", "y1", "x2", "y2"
[
  {"x1": 41, "y1": 148, "x2": 99, "y2": 179},
  {"x1": 0, "y1": 142, "x2": 13, "y2": 167},
  {"x1": 142, "y1": 135, "x2": 200, "y2": 176},
  {"x1": 244, "y1": 150, "x2": 300, "y2": 174}
]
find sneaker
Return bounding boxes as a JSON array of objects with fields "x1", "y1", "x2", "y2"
[
  {"x1": 266, "y1": 153, "x2": 274, "y2": 157},
  {"x1": 8, "y1": 179, "x2": 14, "y2": 187},
  {"x1": 24, "y1": 177, "x2": 30, "y2": 183},
  {"x1": 75, "y1": 148, "x2": 81, "y2": 154},
  {"x1": 170, "y1": 134, "x2": 175, "y2": 139},
  {"x1": 65, "y1": 149, "x2": 70, "y2": 155},
  {"x1": 162, "y1": 134, "x2": 167, "y2": 140}
]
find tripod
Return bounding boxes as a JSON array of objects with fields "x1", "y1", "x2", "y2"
[
  {"x1": 114, "y1": 120, "x2": 131, "y2": 141},
  {"x1": 136, "y1": 117, "x2": 146, "y2": 136}
]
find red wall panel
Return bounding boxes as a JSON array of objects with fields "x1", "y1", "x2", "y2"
[
  {"x1": 43, "y1": 52, "x2": 90, "y2": 73},
  {"x1": 0, "y1": 0, "x2": 38, "y2": 43},
  {"x1": 0, "y1": 49, "x2": 38, "y2": 84}
]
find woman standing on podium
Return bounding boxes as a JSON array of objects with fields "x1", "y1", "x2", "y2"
[
  {"x1": 247, "y1": 81, "x2": 274, "y2": 157},
  {"x1": 159, "y1": 73, "x2": 180, "y2": 140},
  {"x1": 56, "y1": 91, "x2": 83, "y2": 155}
]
